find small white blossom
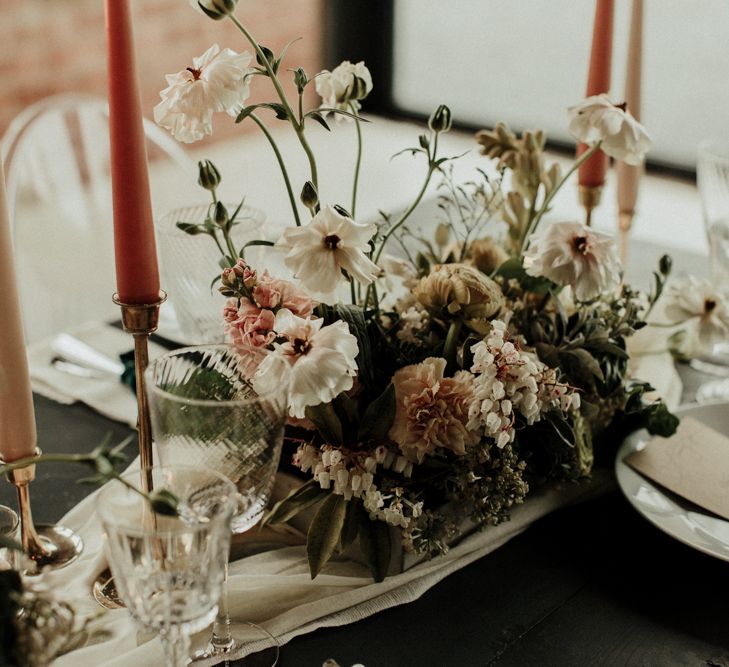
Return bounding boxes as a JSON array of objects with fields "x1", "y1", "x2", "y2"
[
  {"x1": 154, "y1": 44, "x2": 254, "y2": 143},
  {"x1": 568, "y1": 94, "x2": 651, "y2": 165},
  {"x1": 315, "y1": 61, "x2": 373, "y2": 117},
  {"x1": 524, "y1": 221, "x2": 621, "y2": 301},
  {"x1": 275, "y1": 206, "x2": 379, "y2": 305}
]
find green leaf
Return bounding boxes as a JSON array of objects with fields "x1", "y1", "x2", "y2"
[
  {"x1": 357, "y1": 384, "x2": 396, "y2": 442},
  {"x1": 645, "y1": 402, "x2": 680, "y2": 437},
  {"x1": 535, "y1": 342, "x2": 560, "y2": 368},
  {"x1": 263, "y1": 479, "x2": 327, "y2": 526},
  {"x1": 176, "y1": 222, "x2": 204, "y2": 236},
  {"x1": 332, "y1": 304, "x2": 375, "y2": 387},
  {"x1": 307, "y1": 493, "x2": 348, "y2": 578},
  {"x1": 333, "y1": 392, "x2": 359, "y2": 446},
  {"x1": 306, "y1": 111, "x2": 331, "y2": 131},
  {"x1": 305, "y1": 402, "x2": 344, "y2": 445},
  {"x1": 496, "y1": 257, "x2": 555, "y2": 294},
  {"x1": 358, "y1": 513, "x2": 392, "y2": 582},
  {"x1": 339, "y1": 499, "x2": 362, "y2": 550},
  {"x1": 316, "y1": 107, "x2": 371, "y2": 122},
  {"x1": 258, "y1": 102, "x2": 289, "y2": 120},
  {"x1": 559, "y1": 348, "x2": 604, "y2": 383}
]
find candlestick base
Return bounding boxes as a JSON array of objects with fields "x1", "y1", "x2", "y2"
[
  {"x1": 1, "y1": 449, "x2": 84, "y2": 574},
  {"x1": 579, "y1": 185, "x2": 603, "y2": 227}
]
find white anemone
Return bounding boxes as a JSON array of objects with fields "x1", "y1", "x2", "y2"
[
  {"x1": 275, "y1": 206, "x2": 379, "y2": 304},
  {"x1": 664, "y1": 275, "x2": 729, "y2": 351},
  {"x1": 524, "y1": 221, "x2": 621, "y2": 301},
  {"x1": 253, "y1": 309, "x2": 359, "y2": 419},
  {"x1": 154, "y1": 44, "x2": 253, "y2": 143},
  {"x1": 568, "y1": 94, "x2": 651, "y2": 165}
]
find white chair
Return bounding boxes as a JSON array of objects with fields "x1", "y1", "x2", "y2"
[{"x1": 1, "y1": 93, "x2": 196, "y2": 342}]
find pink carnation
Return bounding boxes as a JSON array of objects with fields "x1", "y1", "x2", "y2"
[
  {"x1": 224, "y1": 297, "x2": 276, "y2": 377},
  {"x1": 389, "y1": 357, "x2": 479, "y2": 463},
  {"x1": 253, "y1": 272, "x2": 314, "y2": 317}
]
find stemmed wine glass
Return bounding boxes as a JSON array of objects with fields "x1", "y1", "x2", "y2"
[
  {"x1": 146, "y1": 344, "x2": 288, "y2": 665},
  {"x1": 97, "y1": 466, "x2": 237, "y2": 667}
]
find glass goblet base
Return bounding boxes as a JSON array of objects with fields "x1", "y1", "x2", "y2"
[{"x1": 191, "y1": 621, "x2": 279, "y2": 666}]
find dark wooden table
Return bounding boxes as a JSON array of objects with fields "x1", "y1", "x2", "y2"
[{"x1": 3, "y1": 395, "x2": 728, "y2": 667}]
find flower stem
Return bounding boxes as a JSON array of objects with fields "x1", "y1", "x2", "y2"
[
  {"x1": 443, "y1": 318, "x2": 463, "y2": 374},
  {"x1": 521, "y1": 141, "x2": 601, "y2": 254},
  {"x1": 249, "y1": 113, "x2": 301, "y2": 226},
  {"x1": 350, "y1": 102, "x2": 363, "y2": 218},
  {"x1": 228, "y1": 14, "x2": 320, "y2": 191}
]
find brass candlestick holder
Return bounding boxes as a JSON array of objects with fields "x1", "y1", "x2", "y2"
[
  {"x1": 579, "y1": 185, "x2": 603, "y2": 227},
  {"x1": 93, "y1": 290, "x2": 166, "y2": 609},
  {"x1": 0, "y1": 448, "x2": 83, "y2": 575}
]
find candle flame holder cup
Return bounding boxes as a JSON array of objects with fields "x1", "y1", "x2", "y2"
[
  {"x1": 93, "y1": 290, "x2": 167, "y2": 609},
  {"x1": 0, "y1": 448, "x2": 83, "y2": 574},
  {"x1": 579, "y1": 185, "x2": 603, "y2": 227}
]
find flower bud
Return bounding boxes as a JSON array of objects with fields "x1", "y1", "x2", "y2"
[
  {"x1": 428, "y1": 104, "x2": 452, "y2": 133},
  {"x1": 196, "y1": 0, "x2": 237, "y2": 20},
  {"x1": 466, "y1": 238, "x2": 508, "y2": 275},
  {"x1": 197, "y1": 159, "x2": 221, "y2": 191},
  {"x1": 213, "y1": 201, "x2": 229, "y2": 227},
  {"x1": 148, "y1": 489, "x2": 179, "y2": 517},
  {"x1": 350, "y1": 75, "x2": 369, "y2": 101},
  {"x1": 221, "y1": 267, "x2": 236, "y2": 287},
  {"x1": 256, "y1": 45, "x2": 276, "y2": 70},
  {"x1": 434, "y1": 223, "x2": 450, "y2": 248},
  {"x1": 294, "y1": 68, "x2": 309, "y2": 94},
  {"x1": 300, "y1": 181, "x2": 319, "y2": 210},
  {"x1": 659, "y1": 254, "x2": 672, "y2": 276}
]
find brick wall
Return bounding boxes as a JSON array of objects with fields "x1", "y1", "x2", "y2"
[{"x1": 0, "y1": 0, "x2": 324, "y2": 145}]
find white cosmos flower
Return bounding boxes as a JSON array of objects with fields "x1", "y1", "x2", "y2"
[
  {"x1": 315, "y1": 61, "x2": 373, "y2": 117},
  {"x1": 252, "y1": 309, "x2": 359, "y2": 418},
  {"x1": 275, "y1": 206, "x2": 379, "y2": 305},
  {"x1": 524, "y1": 221, "x2": 620, "y2": 301},
  {"x1": 154, "y1": 44, "x2": 253, "y2": 143},
  {"x1": 568, "y1": 94, "x2": 651, "y2": 165},
  {"x1": 664, "y1": 275, "x2": 729, "y2": 351}
]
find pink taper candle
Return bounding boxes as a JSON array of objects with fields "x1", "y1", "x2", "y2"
[
  {"x1": 0, "y1": 161, "x2": 37, "y2": 462},
  {"x1": 616, "y1": 0, "x2": 643, "y2": 260},
  {"x1": 578, "y1": 0, "x2": 615, "y2": 189},
  {"x1": 105, "y1": 0, "x2": 160, "y2": 304}
]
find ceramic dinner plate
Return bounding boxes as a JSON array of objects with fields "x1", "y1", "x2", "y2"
[{"x1": 616, "y1": 401, "x2": 729, "y2": 562}]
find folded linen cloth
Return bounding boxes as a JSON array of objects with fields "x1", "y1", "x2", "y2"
[
  {"x1": 28, "y1": 322, "x2": 170, "y2": 428},
  {"x1": 49, "y1": 467, "x2": 613, "y2": 666}
]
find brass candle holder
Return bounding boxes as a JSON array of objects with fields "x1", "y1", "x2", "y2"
[
  {"x1": 579, "y1": 185, "x2": 603, "y2": 227},
  {"x1": 0, "y1": 448, "x2": 83, "y2": 574},
  {"x1": 93, "y1": 290, "x2": 166, "y2": 609}
]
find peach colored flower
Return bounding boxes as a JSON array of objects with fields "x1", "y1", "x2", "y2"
[
  {"x1": 224, "y1": 298, "x2": 276, "y2": 377},
  {"x1": 252, "y1": 272, "x2": 314, "y2": 317},
  {"x1": 389, "y1": 357, "x2": 479, "y2": 463}
]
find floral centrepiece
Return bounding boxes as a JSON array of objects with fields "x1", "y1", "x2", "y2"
[{"x1": 160, "y1": 1, "x2": 678, "y2": 582}]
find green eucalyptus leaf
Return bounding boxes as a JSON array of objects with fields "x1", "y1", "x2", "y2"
[
  {"x1": 559, "y1": 349, "x2": 604, "y2": 383},
  {"x1": 316, "y1": 107, "x2": 371, "y2": 122},
  {"x1": 339, "y1": 499, "x2": 362, "y2": 551},
  {"x1": 325, "y1": 304, "x2": 375, "y2": 388},
  {"x1": 358, "y1": 513, "x2": 391, "y2": 582},
  {"x1": 263, "y1": 479, "x2": 327, "y2": 526},
  {"x1": 305, "y1": 402, "x2": 344, "y2": 445},
  {"x1": 307, "y1": 493, "x2": 348, "y2": 578},
  {"x1": 357, "y1": 384, "x2": 396, "y2": 442}
]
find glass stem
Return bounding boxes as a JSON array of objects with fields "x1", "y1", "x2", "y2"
[
  {"x1": 210, "y1": 562, "x2": 234, "y2": 652},
  {"x1": 159, "y1": 626, "x2": 191, "y2": 667}
]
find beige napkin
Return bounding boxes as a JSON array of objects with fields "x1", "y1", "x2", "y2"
[
  {"x1": 625, "y1": 416, "x2": 729, "y2": 519},
  {"x1": 48, "y1": 468, "x2": 612, "y2": 667},
  {"x1": 28, "y1": 322, "x2": 168, "y2": 428}
]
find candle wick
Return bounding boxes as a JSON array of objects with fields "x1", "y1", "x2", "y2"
[{"x1": 186, "y1": 67, "x2": 202, "y2": 81}]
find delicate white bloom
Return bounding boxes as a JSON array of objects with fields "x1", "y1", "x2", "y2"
[
  {"x1": 568, "y1": 94, "x2": 651, "y2": 165},
  {"x1": 253, "y1": 309, "x2": 358, "y2": 418},
  {"x1": 395, "y1": 305, "x2": 428, "y2": 344},
  {"x1": 524, "y1": 221, "x2": 621, "y2": 301},
  {"x1": 275, "y1": 206, "x2": 379, "y2": 304},
  {"x1": 468, "y1": 321, "x2": 578, "y2": 447},
  {"x1": 664, "y1": 275, "x2": 729, "y2": 351},
  {"x1": 315, "y1": 61, "x2": 373, "y2": 116},
  {"x1": 154, "y1": 44, "x2": 253, "y2": 143}
]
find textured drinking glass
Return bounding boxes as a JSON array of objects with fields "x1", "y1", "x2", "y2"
[
  {"x1": 698, "y1": 140, "x2": 729, "y2": 292},
  {"x1": 155, "y1": 204, "x2": 265, "y2": 343},
  {"x1": 97, "y1": 466, "x2": 237, "y2": 667},
  {"x1": 146, "y1": 345, "x2": 288, "y2": 663}
]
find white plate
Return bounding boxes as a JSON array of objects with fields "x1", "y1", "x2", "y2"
[{"x1": 615, "y1": 401, "x2": 729, "y2": 562}]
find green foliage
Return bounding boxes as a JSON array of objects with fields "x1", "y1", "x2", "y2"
[
  {"x1": 263, "y1": 479, "x2": 328, "y2": 526},
  {"x1": 358, "y1": 512, "x2": 392, "y2": 582},
  {"x1": 306, "y1": 494, "x2": 348, "y2": 578}
]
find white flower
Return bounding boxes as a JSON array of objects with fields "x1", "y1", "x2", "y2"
[
  {"x1": 568, "y1": 94, "x2": 651, "y2": 165},
  {"x1": 275, "y1": 206, "x2": 379, "y2": 304},
  {"x1": 524, "y1": 221, "x2": 620, "y2": 301},
  {"x1": 252, "y1": 308, "x2": 359, "y2": 418},
  {"x1": 664, "y1": 275, "x2": 729, "y2": 351},
  {"x1": 315, "y1": 61, "x2": 373, "y2": 116},
  {"x1": 154, "y1": 44, "x2": 253, "y2": 143}
]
